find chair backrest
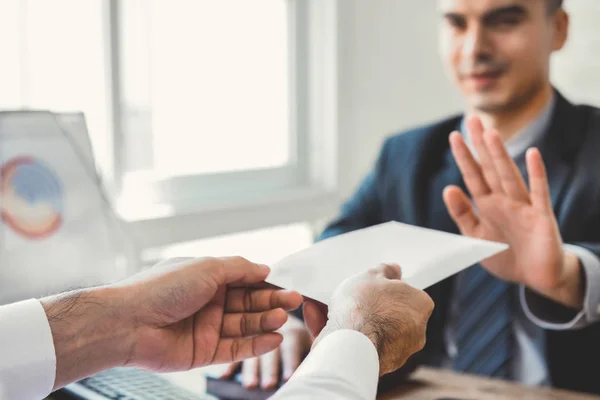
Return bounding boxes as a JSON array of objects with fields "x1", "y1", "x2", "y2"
[{"x1": 0, "y1": 110, "x2": 139, "y2": 305}]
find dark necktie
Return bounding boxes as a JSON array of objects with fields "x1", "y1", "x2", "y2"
[{"x1": 452, "y1": 266, "x2": 514, "y2": 378}]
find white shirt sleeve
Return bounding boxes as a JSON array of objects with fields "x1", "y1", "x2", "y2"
[
  {"x1": 0, "y1": 299, "x2": 56, "y2": 400},
  {"x1": 270, "y1": 330, "x2": 380, "y2": 400},
  {"x1": 521, "y1": 244, "x2": 600, "y2": 330}
]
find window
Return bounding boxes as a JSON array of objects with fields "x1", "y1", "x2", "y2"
[
  {"x1": 117, "y1": 0, "x2": 301, "y2": 209},
  {"x1": 1, "y1": 0, "x2": 340, "y2": 251},
  {"x1": 120, "y1": 0, "x2": 291, "y2": 178}
]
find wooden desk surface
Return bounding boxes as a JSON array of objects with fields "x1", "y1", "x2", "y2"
[{"x1": 380, "y1": 367, "x2": 600, "y2": 400}]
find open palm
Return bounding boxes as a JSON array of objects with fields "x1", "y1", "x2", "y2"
[{"x1": 443, "y1": 117, "x2": 566, "y2": 293}]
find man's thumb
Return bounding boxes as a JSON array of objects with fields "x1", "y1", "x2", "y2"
[{"x1": 303, "y1": 299, "x2": 328, "y2": 339}]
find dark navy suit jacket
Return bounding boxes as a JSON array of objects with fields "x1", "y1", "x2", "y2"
[{"x1": 318, "y1": 91, "x2": 600, "y2": 394}]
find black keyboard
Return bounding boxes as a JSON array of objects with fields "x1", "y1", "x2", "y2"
[{"x1": 60, "y1": 368, "x2": 218, "y2": 400}]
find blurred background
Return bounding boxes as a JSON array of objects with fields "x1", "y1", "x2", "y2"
[{"x1": 0, "y1": 0, "x2": 598, "y2": 304}]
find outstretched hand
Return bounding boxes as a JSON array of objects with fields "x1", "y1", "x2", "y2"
[{"x1": 443, "y1": 116, "x2": 583, "y2": 309}]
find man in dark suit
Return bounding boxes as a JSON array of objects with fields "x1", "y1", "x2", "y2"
[{"x1": 222, "y1": 0, "x2": 600, "y2": 393}]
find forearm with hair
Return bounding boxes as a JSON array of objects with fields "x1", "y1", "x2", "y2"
[{"x1": 42, "y1": 287, "x2": 134, "y2": 391}]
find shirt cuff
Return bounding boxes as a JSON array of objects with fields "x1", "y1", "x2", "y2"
[
  {"x1": 0, "y1": 299, "x2": 56, "y2": 400},
  {"x1": 521, "y1": 244, "x2": 600, "y2": 330},
  {"x1": 289, "y1": 329, "x2": 379, "y2": 399}
]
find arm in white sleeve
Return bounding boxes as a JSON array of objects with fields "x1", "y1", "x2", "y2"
[
  {"x1": 521, "y1": 244, "x2": 600, "y2": 329},
  {"x1": 270, "y1": 330, "x2": 380, "y2": 400},
  {"x1": 0, "y1": 299, "x2": 56, "y2": 400}
]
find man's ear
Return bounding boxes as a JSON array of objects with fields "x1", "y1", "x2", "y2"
[
  {"x1": 302, "y1": 299, "x2": 328, "y2": 340},
  {"x1": 552, "y1": 9, "x2": 569, "y2": 51}
]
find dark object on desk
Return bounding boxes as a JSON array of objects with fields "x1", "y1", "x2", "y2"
[
  {"x1": 206, "y1": 375, "x2": 277, "y2": 400},
  {"x1": 377, "y1": 355, "x2": 418, "y2": 395},
  {"x1": 58, "y1": 367, "x2": 217, "y2": 400}
]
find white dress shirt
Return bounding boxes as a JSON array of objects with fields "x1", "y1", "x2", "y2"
[
  {"x1": 271, "y1": 329, "x2": 380, "y2": 400},
  {"x1": 0, "y1": 299, "x2": 56, "y2": 400},
  {"x1": 0, "y1": 300, "x2": 380, "y2": 400}
]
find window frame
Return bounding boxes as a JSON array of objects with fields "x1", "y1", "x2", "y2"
[{"x1": 101, "y1": 0, "x2": 341, "y2": 250}]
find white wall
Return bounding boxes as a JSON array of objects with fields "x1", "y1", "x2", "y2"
[
  {"x1": 336, "y1": 0, "x2": 463, "y2": 199},
  {"x1": 551, "y1": 0, "x2": 600, "y2": 107}
]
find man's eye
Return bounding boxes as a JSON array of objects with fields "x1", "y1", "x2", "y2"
[
  {"x1": 446, "y1": 17, "x2": 467, "y2": 30},
  {"x1": 489, "y1": 15, "x2": 523, "y2": 27}
]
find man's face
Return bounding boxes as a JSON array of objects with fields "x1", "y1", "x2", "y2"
[{"x1": 438, "y1": 0, "x2": 564, "y2": 113}]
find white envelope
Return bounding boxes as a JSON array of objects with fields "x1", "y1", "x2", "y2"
[{"x1": 267, "y1": 221, "x2": 509, "y2": 305}]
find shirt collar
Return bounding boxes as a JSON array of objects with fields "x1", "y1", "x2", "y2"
[{"x1": 460, "y1": 94, "x2": 556, "y2": 159}]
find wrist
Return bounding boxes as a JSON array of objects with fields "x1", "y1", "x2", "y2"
[
  {"x1": 535, "y1": 250, "x2": 584, "y2": 310},
  {"x1": 557, "y1": 250, "x2": 585, "y2": 309},
  {"x1": 354, "y1": 325, "x2": 383, "y2": 355},
  {"x1": 313, "y1": 316, "x2": 383, "y2": 356},
  {"x1": 42, "y1": 286, "x2": 134, "y2": 390}
]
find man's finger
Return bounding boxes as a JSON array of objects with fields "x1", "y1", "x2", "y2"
[
  {"x1": 526, "y1": 148, "x2": 553, "y2": 215},
  {"x1": 241, "y1": 357, "x2": 260, "y2": 389},
  {"x1": 225, "y1": 288, "x2": 302, "y2": 313},
  {"x1": 467, "y1": 116, "x2": 504, "y2": 193},
  {"x1": 484, "y1": 129, "x2": 530, "y2": 202},
  {"x1": 443, "y1": 185, "x2": 480, "y2": 236},
  {"x1": 218, "y1": 257, "x2": 272, "y2": 285},
  {"x1": 220, "y1": 362, "x2": 241, "y2": 379},
  {"x1": 449, "y1": 131, "x2": 491, "y2": 197},
  {"x1": 208, "y1": 333, "x2": 284, "y2": 372},
  {"x1": 221, "y1": 309, "x2": 288, "y2": 338},
  {"x1": 303, "y1": 300, "x2": 328, "y2": 340},
  {"x1": 260, "y1": 348, "x2": 280, "y2": 389},
  {"x1": 368, "y1": 264, "x2": 402, "y2": 280},
  {"x1": 281, "y1": 333, "x2": 303, "y2": 381}
]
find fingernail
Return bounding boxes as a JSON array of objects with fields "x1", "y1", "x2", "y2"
[
  {"x1": 261, "y1": 378, "x2": 274, "y2": 389},
  {"x1": 259, "y1": 264, "x2": 270, "y2": 274},
  {"x1": 283, "y1": 291, "x2": 303, "y2": 308},
  {"x1": 276, "y1": 289, "x2": 297, "y2": 300},
  {"x1": 244, "y1": 379, "x2": 258, "y2": 389}
]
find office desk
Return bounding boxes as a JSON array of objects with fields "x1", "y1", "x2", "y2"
[
  {"x1": 48, "y1": 367, "x2": 600, "y2": 399},
  {"x1": 380, "y1": 367, "x2": 600, "y2": 400}
]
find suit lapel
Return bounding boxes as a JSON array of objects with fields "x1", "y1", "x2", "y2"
[
  {"x1": 427, "y1": 149, "x2": 465, "y2": 234},
  {"x1": 536, "y1": 91, "x2": 586, "y2": 223}
]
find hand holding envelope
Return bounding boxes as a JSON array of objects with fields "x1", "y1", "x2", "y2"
[
  {"x1": 304, "y1": 264, "x2": 435, "y2": 376},
  {"x1": 267, "y1": 221, "x2": 508, "y2": 305}
]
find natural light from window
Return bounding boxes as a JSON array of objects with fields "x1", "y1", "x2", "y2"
[{"x1": 121, "y1": 0, "x2": 292, "y2": 179}]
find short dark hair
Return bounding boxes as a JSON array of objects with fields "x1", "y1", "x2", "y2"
[{"x1": 547, "y1": 0, "x2": 564, "y2": 13}]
